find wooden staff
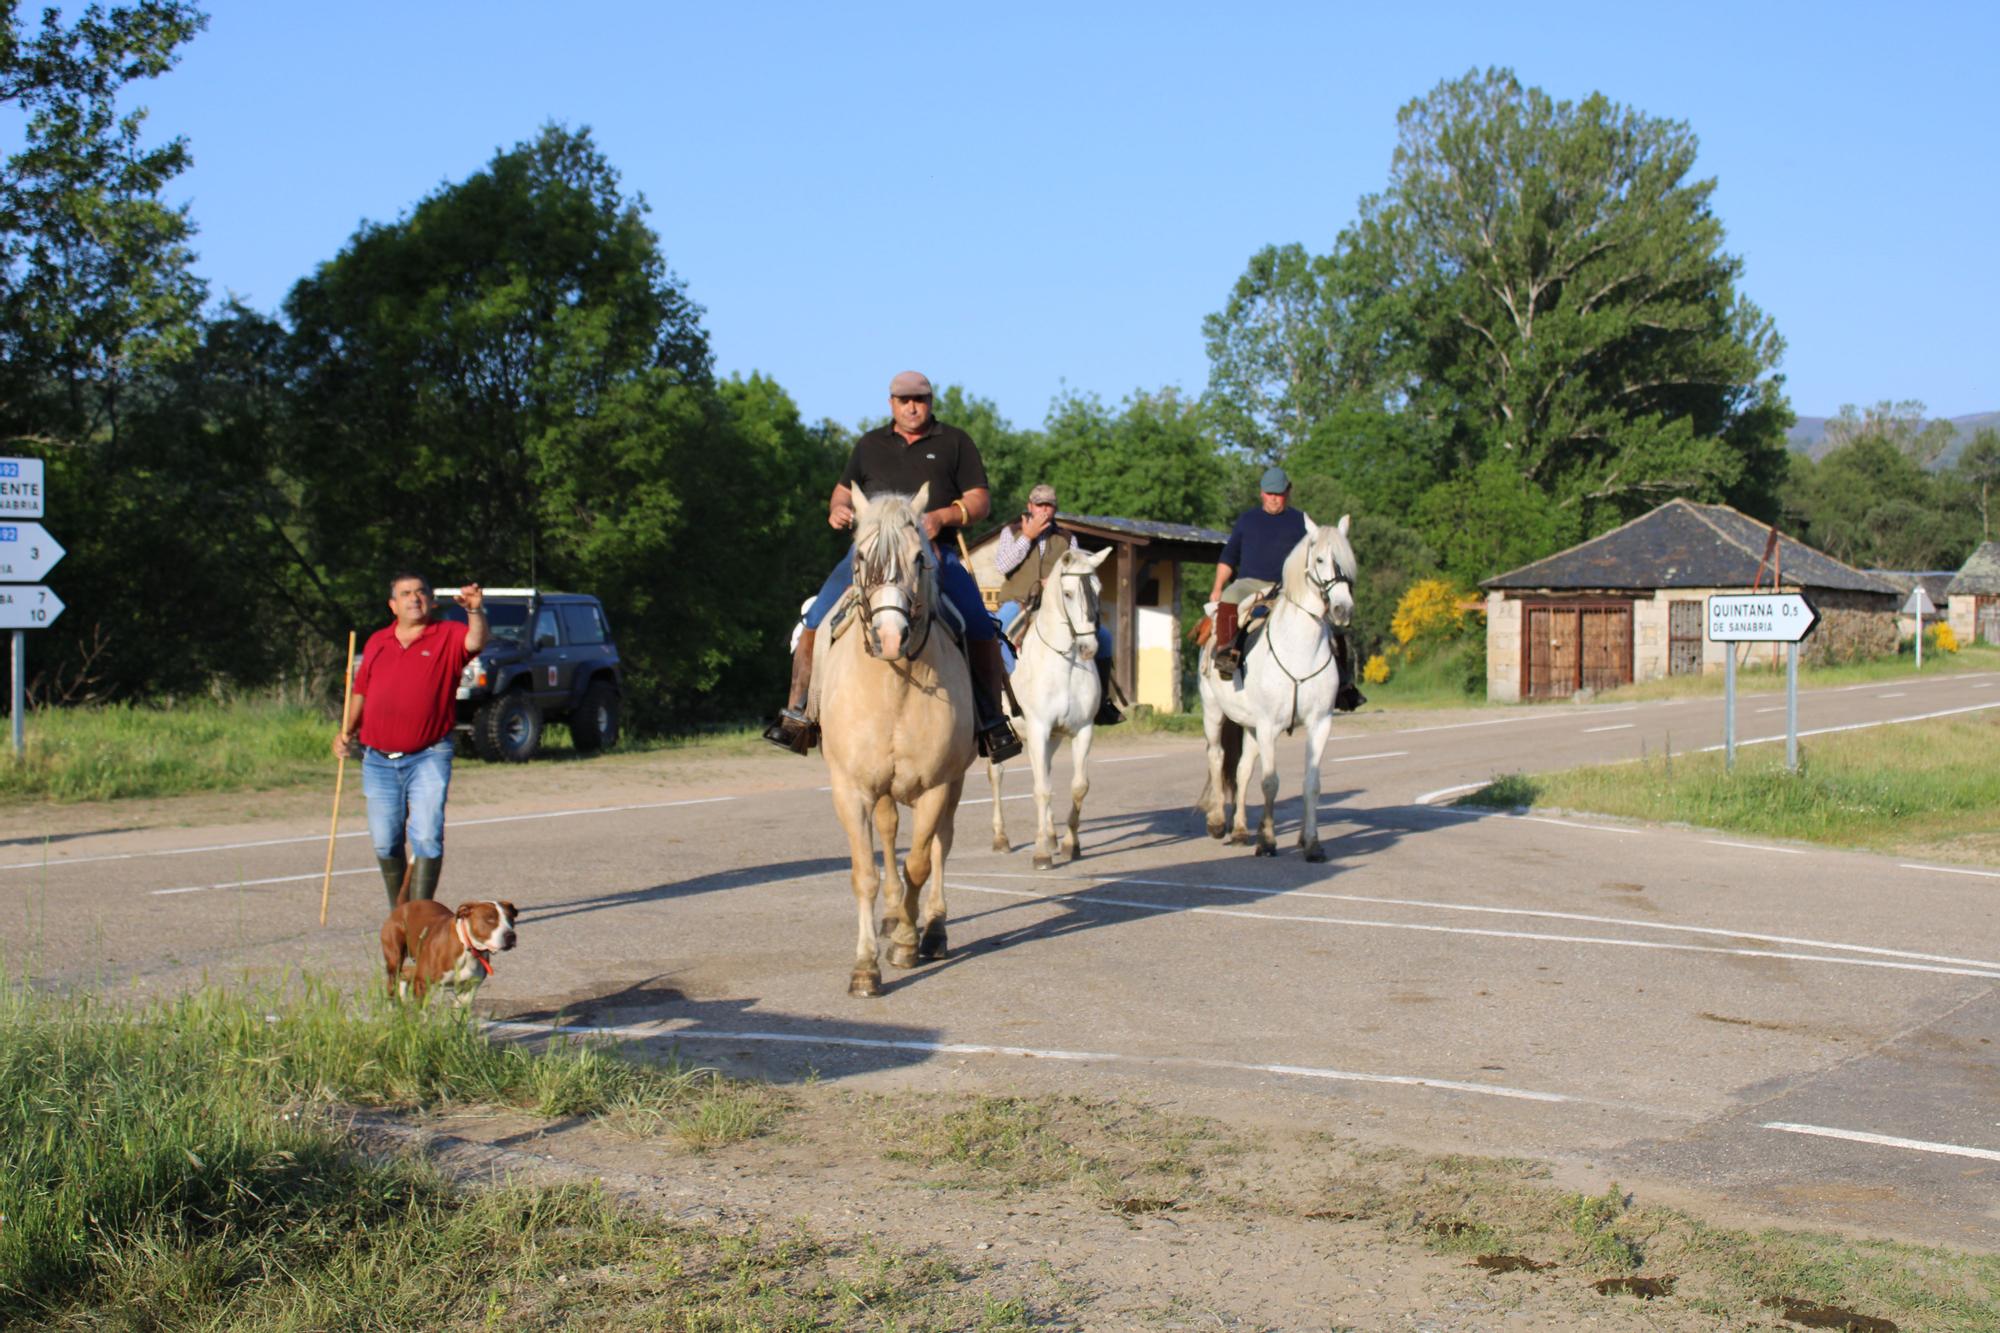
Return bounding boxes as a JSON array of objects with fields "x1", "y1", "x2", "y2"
[{"x1": 319, "y1": 630, "x2": 356, "y2": 927}]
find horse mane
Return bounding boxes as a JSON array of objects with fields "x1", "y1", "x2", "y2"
[
  {"x1": 1282, "y1": 515, "x2": 1357, "y2": 601},
  {"x1": 854, "y1": 491, "x2": 927, "y2": 586}
]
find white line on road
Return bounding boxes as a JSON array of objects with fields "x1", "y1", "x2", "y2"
[
  {"x1": 1704, "y1": 840, "x2": 1806, "y2": 855},
  {"x1": 1763, "y1": 1122, "x2": 2000, "y2": 1163},
  {"x1": 0, "y1": 796, "x2": 736, "y2": 875},
  {"x1": 488, "y1": 1020, "x2": 1575, "y2": 1106},
  {"x1": 1511, "y1": 815, "x2": 1639, "y2": 834},
  {"x1": 959, "y1": 793, "x2": 1034, "y2": 807},
  {"x1": 1326, "y1": 751, "x2": 1408, "y2": 763},
  {"x1": 1414, "y1": 782, "x2": 1486, "y2": 805},
  {"x1": 1093, "y1": 754, "x2": 1164, "y2": 765},
  {"x1": 153, "y1": 868, "x2": 371, "y2": 896},
  {"x1": 1700, "y1": 700, "x2": 2000, "y2": 753},
  {"x1": 976, "y1": 872, "x2": 2000, "y2": 972},
  {"x1": 1755, "y1": 706, "x2": 1786, "y2": 714},
  {"x1": 954, "y1": 880, "x2": 2000, "y2": 979},
  {"x1": 1877, "y1": 692, "x2": 1907, "y2": 699},
  {"x1": 1582, "y1": 724, "x2": 1634, "y2": 733},
  {"x1": 1899, "y1": 863, "x2": 2000, "y2": 881}
]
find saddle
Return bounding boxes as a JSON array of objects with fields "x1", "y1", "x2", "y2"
[{"x1": 807, "y1": 586, "x2": 969, "y2": 722}]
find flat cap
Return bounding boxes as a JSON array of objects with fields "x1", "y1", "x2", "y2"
[
  {"x1": 1027, "y1": 483, "x2": 1058, "y2": 506},
  {"x1": 1260, "y1": 465, "x2": 1291, "y2": 493},
  {"x1": 888, "y1": 370, "x2": 933, "y2": 397}
]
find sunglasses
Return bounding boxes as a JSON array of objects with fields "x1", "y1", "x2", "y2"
[{"x1": 892, "y1": 394, "x2": 933, "y2": 405}]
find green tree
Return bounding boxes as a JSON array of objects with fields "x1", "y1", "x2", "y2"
[
  {"x1": 1953, "y1": 427, "x2": 2000, "y2": 541},
  {"x1": 1038, "y1": 387, "x2": 1230, "y2": 527},
  {"x1": 1784, "y1": 435, "x2": 1971, "y2": 569},
  {"x1": 1822, "y1": 400, "x2": 1957, "y2": 468}
]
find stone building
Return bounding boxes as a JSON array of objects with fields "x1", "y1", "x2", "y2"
[
  {"x1": 1481, "y1": 499, "x2": 1900, "y2": 702},
  {"x1": 1944, "y1": 541, "x2": 2000, "y2": 645}
]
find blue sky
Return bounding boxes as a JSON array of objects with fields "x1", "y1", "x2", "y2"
[{"x1": 141, "y1": 1, "x2": 1995, "y2": 433}]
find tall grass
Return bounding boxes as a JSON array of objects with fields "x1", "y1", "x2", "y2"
[
  {"x1": 0, "y1": 698, "x2": 332, "y2": 803},
  {"x1": 0, "y1": 979, "x2": 784, "y2": 1323}
]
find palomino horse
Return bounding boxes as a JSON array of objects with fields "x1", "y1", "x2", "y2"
[
  {"x1": 1195, "y1": 515, "x2": 1358, "y2": 860},
  {"x1": 815, "y1": 483, "x2": 976, "y2": 997},
  {"x1": 986, "y1": 544, "x2": 1114, "y2": 869}
]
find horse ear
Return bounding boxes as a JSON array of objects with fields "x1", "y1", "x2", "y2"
[
  {"x1": 912, "y1": 482, "x2": 931, "y2": 514},
  {"x1": 1085, "y1": 544, "x2": 1112, "y2": 570},
  {"x1": 852, "y1": 485, "x2": 871, "y2": 519},
  {"x1": 1302, "y1": 515, "x2": 1320, "y2": 541},
  {"x1": 1337, "y1": 513, "x2": 1351, "y2": 537}
]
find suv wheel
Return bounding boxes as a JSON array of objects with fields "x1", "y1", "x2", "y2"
[
  {"x1": 474, "y1": 691, "x2": 543, "y2": 763},
  {"x1": 570, "y1": 680, "x2": 622, "y2": 753}
]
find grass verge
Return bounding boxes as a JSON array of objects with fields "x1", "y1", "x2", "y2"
[
  {"x1": 1456, "y1": 711, "x2": 2000, "y2": 860},
  {"x1": 1594, "y1": 641, "x2": 2000, "y2": 704}
]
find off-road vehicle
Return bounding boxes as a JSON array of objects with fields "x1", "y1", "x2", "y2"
[{"x1": 436, "y1": 587, "x2": 623, "y2": 762}]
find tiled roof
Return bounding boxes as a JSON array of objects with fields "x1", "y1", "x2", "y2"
[
  {"x1": 1946, "y1": 541, "x2": 2000, "y2": 595},
  {"x1": 1481, "y1": 499, "x2": 1900, "y2": 595},
  {"x1": 1869, "y1": 570, "x2": 1956, "y2": 607}
]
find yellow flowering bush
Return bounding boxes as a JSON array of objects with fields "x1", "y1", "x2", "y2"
[
  {"x1": 1391, "y1": 579, "x2": 1470, "y2": 650},
  {"x1": 1363, "y1": 653, "x2": 1391, "y2": 684},
  {"x1": 1927, "y1": 621, "x2": 1959, "y2": 654}
]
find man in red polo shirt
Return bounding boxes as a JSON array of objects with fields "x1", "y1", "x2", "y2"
[{"x1": 333, "y1": 572, "x2": 488, "y2": 906}]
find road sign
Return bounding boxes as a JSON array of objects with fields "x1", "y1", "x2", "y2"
[
  {"x1": 1902, "y1": 586, "x2": 1936, "y2": 618},
  {"x1": 0, "y1": 522, "x2": 63, "y2": 582},
  {"x1": 0, "y1": 457, "x2": 45, "y2": 518},
  {"x1": 0, "y1": 584, "x2": 62, "y2": 629},
  {"x1": 1708, "y1": 592, "x2": 1819, "y2": 643}
]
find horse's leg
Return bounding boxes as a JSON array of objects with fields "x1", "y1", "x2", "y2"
[
  {"x1": 910, "y1": 776, "x2": 960, "y2": 961},
  {"x1": 988, "y1": 756, "x2": 1008, "y2": 852},
  {"x1": 1028, "y1": 718, "x2": 1059, "y2": 870},
  {"x1": 1201, "y1": 702, "x2": 1229, "y2": 839},
  {"x1": 830, "y1": 775, "x2": 884, "y2": 997},
  {"x1": 1062, "y1": 723, "x2": 1094, "y2": 863},
  {"x1": 1251, "y1": 725, "x2": 1282, "y2": 855},
  {"x1": 1298, "y1": 709, "x2": 1334, "y2": 862},
  {"x1": 1230, "y1": 723, "x2": 1260, "y2": 846},
  {"x1": 875, "y1": 792, "x2": 921, "y2": 969}
]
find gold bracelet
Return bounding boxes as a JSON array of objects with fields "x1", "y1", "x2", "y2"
[{"x1": 951, "y1": 499, "x2": 969, "y2": 524}]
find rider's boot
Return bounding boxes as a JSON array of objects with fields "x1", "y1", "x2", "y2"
[
  {"x1": 1211, "y1": 602, "x2": 1241, "y2": 680},
  {"x1": 762, "y1": 632, "x2": 819, "y2": 754},
  {"x1": 1093, "y1": 657, "x2": 1123, "y2": 726},
  {"x1": 1333, "y1": 631, "x2": 1367, "y2": 712},
  {"x1": 968, "y1": 638, "x2": 1023, "y2": 763}
]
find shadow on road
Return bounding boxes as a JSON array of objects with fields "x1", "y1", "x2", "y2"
[{"x1": 524, "y1": 856, "x2": 851, "y2": 926}]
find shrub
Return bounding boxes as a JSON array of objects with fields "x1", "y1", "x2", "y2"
[
  {"x1": 1363, "y1": 653, "x2": 1391, "y2": 684},
  {"x1": 1928, "y1": 621, "x2": 1959, "y2": 654},
  {"x1": 1390, "y1": 579, "x2": 1472, "y2": 656}
]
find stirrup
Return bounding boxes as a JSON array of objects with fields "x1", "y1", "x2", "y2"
[
  {"x1": 977, "y1": 720, "x2": 1022, "y2": 763},
  {"x1": 1093, "y1": 698, "x2": 1124, "y2": 727},
  {"x1": 1335, "y1": 685, "x2": 1367, "y2": 713},
  {"x1": 1214, "y1": 648, "x2": 1241, "y2": 681},
  {"x1": 763, "y1": 708, "x2": 818, "y2": 755}
]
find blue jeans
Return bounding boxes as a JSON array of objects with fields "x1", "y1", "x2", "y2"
[
  {"x1": 998, "y1": 599, "x2": 1112, "y2": 673},
  {"x1": 805, "y1": 544, "x2": 995, "y2": 641},
  {"x1": 361, "y1": 739, "x2": 455, "y2": 859}
]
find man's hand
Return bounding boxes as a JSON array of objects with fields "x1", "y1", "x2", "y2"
[
  {"x1": 332, "y1": 731, "x2": 358, "y2": 760},
  {"x1": 1021, "y1": 508, "x2": 1052, "y2": 541},
  {"x1": 458, "y1": 583, "x2": 483, "y2": 612},
  {"x1": 921, "y1": 508, "x2": 948, "y2": 541},
  {"x1": 829, "y1": 501, "x2": 855, "y2": 530}
]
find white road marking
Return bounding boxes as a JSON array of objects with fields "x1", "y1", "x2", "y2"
[
  {"x1": 1755, "y1": 705, "x2": 1786, "y2": 714},
  {"x1": 1583, "y1": 724, "x2": 1634, "y2": 733},
  {"x1": 1705, "y1": 840, "x2": 1805, "y2": 855},
  {"x1": 1511, "y1": 815, "x2": 1638, "y2": 834},
  {"x1": 1701, "y1": 699, "x2": 2000, "y2": 753},
  {"x1": 1763, "y1": 1122, "x2": 2000, "y2": 1163},
  {"x1": 949, "y1": 881, "x2": 2000, "y2": 979},
  {"x1": 0, "y1": 796, "x2": 736, "y2": 875},
  {"x1": 153, "y1": 868, "x2": 371, "y2": 896},
  {"x1": 1899, "y1": 863, "x2": 2000, "y2": 881},
  {"x1": 1877, "y1": 692, "x2": 1907, "y2": 699},
  {"x1": 1093, "y1": 754, "x2": 1163, "y2": 765},
  {"x1": 1387, "y1": 715, "x2": 1542, "y2": 736},
  {"x1": 1325, "y1": 750, "x2": 1408, "y2": 763},
  {"x1": 1414, "y1": 781, "x2": 1487, "y2": 805},
  {"x1": 488, "y1": 1020, "x2": 1574, "y2": 1105},
  {"x1": 959, "y1": 793, "x2": 1034, "y2": 807},
  {"x1": 977, "y1": 872, "x2": 2000, "y2": 971},
  {"x1": 1973, "y1": 682, "x2": 1994, "y2": 689}
]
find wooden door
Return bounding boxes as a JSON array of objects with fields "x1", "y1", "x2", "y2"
[
  {"x1": 1979, "y1": 596, "x2": 2000, "y2": 645},
  {"x1": 1524, "y1": 602, "x2": 1634, "y2": 698}
]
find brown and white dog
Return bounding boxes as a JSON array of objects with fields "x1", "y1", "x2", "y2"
[{"x1": 380, "y1": 899, "x2": 519, "y2": 1004}]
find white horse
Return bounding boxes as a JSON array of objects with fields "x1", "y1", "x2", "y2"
[
  {"x1": 1195, "y1": 515, "x2": 1357, "y2": 861},
  {"x1": 986, "y1": 544, "x2": 1114, "y2": 869}
]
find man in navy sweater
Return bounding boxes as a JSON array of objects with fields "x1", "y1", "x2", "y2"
[{"x1": 1206, "y1": 467, "x2": 1363, "y2": 709}]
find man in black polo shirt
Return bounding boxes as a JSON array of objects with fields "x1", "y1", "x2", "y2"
[{"x1": 764, "y1": 370, "x2": 1021, "y2": 761}]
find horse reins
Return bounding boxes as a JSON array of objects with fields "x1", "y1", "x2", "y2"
[{"x1": 1265, "y1": 548, "x2": 1354, "y2": 734}]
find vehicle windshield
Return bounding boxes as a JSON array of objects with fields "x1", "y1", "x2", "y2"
[{"x1": 439, "y1": 600, "x2": 529, "y2": 645}]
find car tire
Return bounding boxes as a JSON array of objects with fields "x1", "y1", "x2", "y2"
[
  {"x1": 474, "y1": 691, "x2": 542, "y2": 763},
  {"x1": 570, "y1": 680, "x2": 622, "y2": 754}
]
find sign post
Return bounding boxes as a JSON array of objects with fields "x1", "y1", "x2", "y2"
[
  {"x1": 1707, "y1": 592, "x2": 1820, "y2": 772},
  {"x1": 0, "y1": 457, "x2": 54, "y2": 758},
  {"x1": 1902, "y1": 586, "x2": 1937, "y2": 671}
]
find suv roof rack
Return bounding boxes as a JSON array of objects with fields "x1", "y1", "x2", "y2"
[{"x1": 439, "y1": 587, "x2": 536, "y2": 598}]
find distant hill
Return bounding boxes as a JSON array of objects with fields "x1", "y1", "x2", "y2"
[{"x1": 1787, "y1": 411, "x2": 1999, "y2": 469}]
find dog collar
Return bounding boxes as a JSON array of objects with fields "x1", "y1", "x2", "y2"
[{"x1": 454, "y1": 917, "x2": 494, "y2": 977}]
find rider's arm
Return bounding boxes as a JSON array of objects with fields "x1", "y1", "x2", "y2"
[
  {"x1": 1209, "y1": 562, "x2": 1235, "y2": 603},
  {"x1": 924, "y1": 486, "x2": 989, "y2": 542},
  {"x1": 993, "y1": 522, "x2": 1030, "y2": 574},
  {"x1": 828, "y1": 482, "x2": 854, "y2": 530}
]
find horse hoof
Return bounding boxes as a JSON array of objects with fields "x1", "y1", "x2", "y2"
[
  {"x1": 1254, "y1": 841, "x2": 1277, "y2": 858},
  {"x1": 1206, "y1": 821, "x2": 1227, "y2": 840},
  {"x1": 887, "y1": 944, "x2": 919, "y2": 969},
  {"x1": 1033, "y1": 854, "x2": 1054, "y2": 871},
  {"x1": 992, "y1": 836, "x2": 1010, "y2": 852},
  {"x1": 849, "y1": 970, "x2": 883, "y2": 998},
  {"x1": 1303, "y1": 844, "x2": 1328, "y2": 863},
  {"x1": 917, "y1": 924, "x2": 949, "y2": 961},
  {"x1": 1229, "y1": 831, "x2": 1252, "y2": 846}
]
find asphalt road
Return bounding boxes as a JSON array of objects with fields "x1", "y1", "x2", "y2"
[{"x1": 6, "y1": 668, "x2": 1998, "y2": 1250}]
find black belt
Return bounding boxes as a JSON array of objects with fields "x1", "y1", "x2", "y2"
[{"x1": 362, "y1": 745, "x2": 410, "y2": 759}]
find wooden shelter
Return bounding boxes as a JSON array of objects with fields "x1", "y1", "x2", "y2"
[
  {"x1": 1480, "y1": 499, "x2": 1900, "y2": 702},
  {"x1": 964, "y1": 514, "x2": 1226, "y2": 713}
]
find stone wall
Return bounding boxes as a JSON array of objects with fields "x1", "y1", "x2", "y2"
[
  {"x1": 1484, "y1": 593, "x2": 1522, "y2": 702},
  {"x1": 1801, "y1": 590, "x2": 1899, "y2": 665}
]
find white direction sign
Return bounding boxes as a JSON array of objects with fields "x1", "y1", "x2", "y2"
[
  {"x1": 1708, "y1": 592, "x2": 1818, "y2": 643},
  {"x1": 0, "y1": 583, "x2": 61, "y2": 628},
  {"x1": 0, "y1": 522, "x2": 63, "y2": 582},
  {"x1": 0, "y1": 457, "x2": 45, "y2": 518}
]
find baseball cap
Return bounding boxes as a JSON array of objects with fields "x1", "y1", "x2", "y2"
[
  {"x1": 1260, "y1": 466, "x2": 1291, "y2": 493},
  {"x1": 889, "y1": 370, "x2": 933, "y2": 397},
  {"x1": 1027, "y1": 483, "x2": 1058, "y2": 506}
]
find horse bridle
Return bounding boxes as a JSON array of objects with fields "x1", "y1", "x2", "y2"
[
  {"x1": 855, "y1": 538, "x2": 936, "y2": 661},
  {"x1": 1033, "y1": 568, "x2": 1100, "y2": 655}
]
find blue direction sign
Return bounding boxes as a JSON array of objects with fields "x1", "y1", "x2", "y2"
[
  {"x1": 1708, "y1": 592, "x2": 1819, "y2": 643},
  {"x1": 0, "y1": 522, "x2": 63, "y2": 581},
  {"x1": 0, "y1": 457, "x2": 44, "y2": 518},
  {"x1": 0, "y1": 583, "x2": 61, "y2": 629}
]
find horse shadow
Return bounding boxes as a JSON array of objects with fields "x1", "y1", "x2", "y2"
[{"x1": 522, "y1": 856, "x2": 851, "y2": 926}]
